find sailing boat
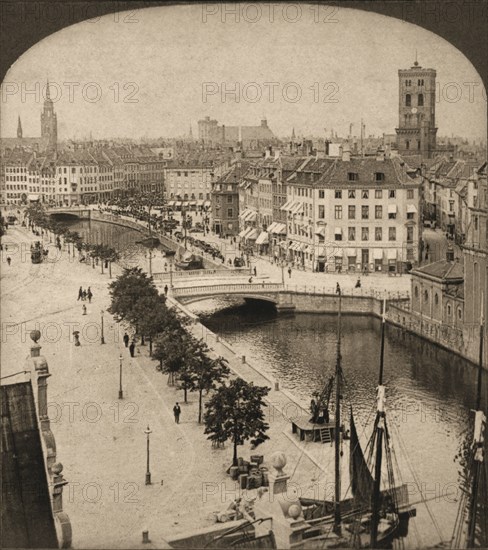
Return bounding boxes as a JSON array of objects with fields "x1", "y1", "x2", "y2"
[
  {"x1": 300, "y1": 294, "x2": 415, "y2": 548},
  {"x1": 450, "y1": 300, "x2": 487, "y2": 548}
]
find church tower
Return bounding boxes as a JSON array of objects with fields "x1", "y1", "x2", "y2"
[
  {"x1": 17, "y1": 116, "x2": 23, "y2": 138},
  {"x1": 395, "y1": 59, "x2": 437, "y2": 159},
  {"x1": 40, "y1": 80, "x2": 58, "y2": 153}
]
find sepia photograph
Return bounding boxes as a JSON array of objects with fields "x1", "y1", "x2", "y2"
[{"x1": 1, "y1": 2, "x2": 487, "y2": 549}]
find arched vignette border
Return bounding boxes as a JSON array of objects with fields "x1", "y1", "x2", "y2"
[{"x1": 0, "y1": 1, "x2": 487, "y2": 115}]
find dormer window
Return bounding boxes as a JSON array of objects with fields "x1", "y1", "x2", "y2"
[
  {"x1": 375, "y1": 172, "x2": 385, "y2": 182},
  {"x1": 348, "y1": 172, "x2": 358, "y2": 182}
]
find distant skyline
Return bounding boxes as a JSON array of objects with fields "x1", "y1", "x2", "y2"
[{"x1": 1, "y1": 3, "x2": 486, "y2": 142}]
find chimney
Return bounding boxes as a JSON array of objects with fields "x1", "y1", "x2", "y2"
[
  {"x1": 376, "y1": 147, "x2": 385, "y2": 161},
  {"x1": 446, "y1": 245, "x2": 455, "y2": 262},
  {"x1": 342, "y1": 142, "x2": 351, "y2": 162}
]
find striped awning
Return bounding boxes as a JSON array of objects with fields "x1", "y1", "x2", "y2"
[
  {"x1": 239, "y1": 228, "x2": 250, "y2": 238},
  {"x1": 245, "y1": 210, "x2": 257, "y2": 222},
  {"x1": 239, "y1": 209, "x2": 252, "y2": 219},
  {"x1": 281, "y1": 198, "x2": 295, "y2": 211},
  {"x1": 245, "y1": 228, "x2": 259, "y2": 240},
  {"x1": 315, "y1": 226, "x2": 326, "y2": 237},
  {"x1": 267, "y1": 222, "x2": 278, "y2": 232},
  {"x1": 273, "y1": 223, "x2": 286, "y2": 234},
  {"x1": 290, "y1": 202, "x2": 304, "y2": 215},
  {"x1": 256, "y1": 231, "x2": 269, "y2": 245}
]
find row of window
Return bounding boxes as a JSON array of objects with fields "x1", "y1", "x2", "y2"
[
  {"x1": 405, "y1": 79, "x2": 425, "y2": 87},
  {"x1": 405, "y1": 93, "x2": 424, "y2": 107},
  {"x1": 334, "y1": 227, "x2": 405, "y2": 241},
  {"x1": 414, "y1": 286, "x2": 463, "y2": 320},
  {"x1": 325, "y1": 205, "x2": 415, "y2": 220},
  {"x1": 315, "y1": 189, "x2": 415, "y2": 199}
]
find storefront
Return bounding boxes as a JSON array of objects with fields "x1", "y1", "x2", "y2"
[
  {"x1": 372, "y1": 249, "x2": 384, "y2": 272},
  {"x1": 387, "y1": 249, "x2": 398, "y2": 273},
  {"x1": 345, "y1": 248, "x2": 357, "y2": 272}
]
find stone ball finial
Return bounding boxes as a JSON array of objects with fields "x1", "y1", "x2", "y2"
[
  {"x1": 30, "y1": 330, "x2": 41, "y2": 343},
  {"x1": 52, "y1": 462, "x2": 63, "y2": 474},
  {"x1": 270, "y1": 451, "x2": 287, "y2": 475},
  {"x1": 288, "y1": 503, "x2": 302, "y2": 520}
]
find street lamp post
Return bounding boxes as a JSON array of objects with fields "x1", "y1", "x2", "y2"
[
  {"x1": 100, "y1": 310, "x2": 105, "y2": 344},
  {"x1": 118, "y1": 353, "x2": 123, "y2": 400},
  {"x1": 144, "y1": 425, "x2": 152, "y2": 485}
]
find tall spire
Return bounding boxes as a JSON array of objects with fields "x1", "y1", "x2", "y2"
[
  {"x1": 17, "y1": 116, "x2": 23, "y2": 139},
  {"x1": 413, "y1": 50, "x2": 419, "y2": 67},
  {"x1": 46, "y1": 79, "x2": 50, "y2": 100},
  {"x1": 291, "y1": 127, "x2": 296, "y2": 140}
]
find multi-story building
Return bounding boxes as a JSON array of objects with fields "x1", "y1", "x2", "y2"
[
  {"x1": 3, "y1": 149, "x2": 33, "y2": 204},
  {"x1": 396, "y1": 59, "x2": 437, "y2": 160},
  {"x1": 283, "y1": 146, "x2": 422, "y2": 273},
  {"x1": 165, "y1": 153, "x2": 231, "y2": 211},
  {"x1": 462, "y1": 161, "x2": 488, "y2": 366},
  {"x1": 198, "y1": 116, "x2": 277, "y2": 150},
  {"x1": 211, "y1": 161, "x2": 249, "y2": 236}
]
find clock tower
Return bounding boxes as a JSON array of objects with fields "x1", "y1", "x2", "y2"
[{"x1": 395, "y1": 60, "x2": 437, "y2": 159}]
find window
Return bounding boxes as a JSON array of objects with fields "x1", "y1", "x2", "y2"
[
  {"x1": 319, "y1": 190, "x2": 325, "y2": 199},
  {"x1": 407, "y1": 226, "x2": 414, "y2": 242},
  {"x1": 388, "y1": 210, "x2": 396, "y2": 220},
  {"x1": 417, "y1": 140, "x2": 421, "y2": 150},
  {"x1": 348, "y1": 190, "x2": 356, "y2": 199},
  {"x1": 361, "y1": 206, "x2": 369, "y2": 219},
  {"x1": 348, "y1": 172, "x2": 358, "y2": 181},
  {"x1": 361, "y1": 190, "x2": 369, "y2": 199},
  {"x1": 406, "y1": 140, "x2": 410, "y2": 150},
  {"x1": 375, "y1": 227, "x2": 382, "y2": 241},
  {"x1": 375, "y1": 172, "x2": 384, "y2": 182},
  {"x1": 405, "y1": 79, "x2": 411, "y2": 87},
  {"x1": 458, "y1": 308, "x2": 462, "y2": 320},
  {"x1": 318, "y1": 205, "x2": 325, "y2": 219},
  {"x1": 388, "y1": 227, "x2": 396, "y2": 241},
  {"x1": 375, "y1": 189, "x2": 383, "y2": 199},
  {"x1": 335, "y1": 232, "x2": 342, "y2": 241},
  {"x1": 348, "y1": 205, "x2": 356, "y2": 219},
  {"x1": 227, "y1": 208, "x2": 233, "y2": 217},
  {"x1": 334, "y1": 206, "x2": 342, "y2": 219},
  {"x1": 361, "y1": 227, "x2": 369, "y2": 241},
  {"x1": 227, "y1": 195, "x2": 233, "y2": 203},
  {"x1": 418, "y1": 94, "x2": 424, "y2": 106},
  {"x1": 389, "y1": 190, "x2": 396, "y2": 199},
  {"x1": 375, "y1": 205, "x2": 383, "y2": 219},
  {"x1": 418, "y1": 79, "x2": 424, "y2": 86},
  {"x1": 184, "y1": 171, "x2": 188, "y2": 177},
  {"x1": 407, "y1": 189, "x2": 414, "y2": 199},
  {"x1": 447, "y1": 304, "x2": 452, "y2": 316},
  {"x1": 335, "y1": 190, "x2": 342, "y2": 199},
  {"x1": 407, "y1": 211, "x2": 415, "y2": 220},
  {"x1": 348, "y1": 227, "x2": 356, "y2": 241},
  {"x1": 424, "y1": 290, "x2": 429, "y2": 303},
  {"x1": 406, "y1": 94, "x2": 411, "y2": 106},
  {"x1": 414, "y1": 286, "x2": 419, "y2": 298}
]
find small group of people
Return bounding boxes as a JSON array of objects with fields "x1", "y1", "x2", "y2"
[{"x1": 77, "y1": 286, "x2": 93, "y2": 303}]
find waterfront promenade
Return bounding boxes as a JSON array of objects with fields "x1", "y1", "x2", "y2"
[{"x1": 0, "y1": 225, "x2": 343, "y2": 547}]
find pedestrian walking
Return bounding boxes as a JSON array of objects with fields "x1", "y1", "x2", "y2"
[
  {"x1": 82, "y1": 304, "x2": 87, "y2": 315},
  {"x1": 253, "y1": 266, "x2": 257, "y2": 276},
  {"x1": 248, "y1": 276, "x2": 253, "y2": 283},
  {"x1": 164, "y1": 284, "x2": 168, "y2": 296},
  {"x1": 355, "y1": 277, "x2": 361, "y2": 288},
  {"x1": 87, "y1": 287, "x2": 93, "y2": 303},
  {"x1": 173, "y1": 403, "x2": 181, "y2": 424},
  {"x1": 129, "y1": 341, "x2": 135, "y2": 357},
  {"x1": 7, "y1": 256, "x2": 11, "y2": 266},
  {"x1": 123, "y1": 333, "x2": 129, "y2": 347},
  {"x1": 336, "y1": 282, "x2": 341, "y2": 294},
  {"x1": 288, "y1": 267, "x2": 292, "y2": 278}
]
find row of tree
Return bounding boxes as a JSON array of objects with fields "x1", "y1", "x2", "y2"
[
  {"x1": 108, "y1": 266, "x2": 270, "y2": 466},
  {"x1": 26, "y1": 204, "x2": 120, "y2": 275}
]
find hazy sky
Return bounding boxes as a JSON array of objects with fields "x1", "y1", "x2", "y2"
[{"x1": 1, "y1": 3, "x2": 486, "y2": 141}]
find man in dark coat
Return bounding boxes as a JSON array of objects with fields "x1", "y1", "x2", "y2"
[
  {"x1": 123, "y1": 333, "x2": 130, "y2": 348},
  {"x1": 129, "y1": 341, "x2": 135, "y2": 357}
]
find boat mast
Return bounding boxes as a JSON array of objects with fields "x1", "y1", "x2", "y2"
[
  {"x1": 467, "y1": 295, "x2": 485, "y2": 549},
  {"x1": 333, "y1": 289, "x2": 342, "y2": 534},
  {"x1": 371, "y1": 298, "x2": 387, "y2": 547}
]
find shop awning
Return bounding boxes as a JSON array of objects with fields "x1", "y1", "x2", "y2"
[
  {"x1": 387, "y1": 249, "x2": 398, "y2": 260},
  {"x1": 279, "y1": 241, "x2": 288, "y2": 249},
  {"x1": 372, "y1": 249, "x2": 384, "y2": 260},
  {"x1": 245, "y1": 210, "x2": 257, "y2": 222},
  {"x1": 267, "y1": 222, "x2": 278, "y2": 232},
  {"x1": 189, "y1": 201, "x2": 197, "y2": 205},
  {"x1": 197, "y1": 200, "x2": 204, "y2": 206},
  {"x1": 246, "y1": 228, "x2": 259, "y2": 240},
  {"x1": 204, "y1": 200, "x2": 211, "y2": 207},
  {"x1": 304, "y1": 245, "x2": 313, "y2": 253},
  {"x1": 288, "y1": 242, "x2": 296, "y2": 250},
  {"x1": 315, "y1": 226, "x2": 326, "y2": 237},
  {"x1": 281, "y1": 198, "x2": 295, "y2": 211},
  {"x1": 334, "y1": 227, "x2": 343, "y2": 235},
  {"x1": 174, "y1": 201, "x2": 182, "y2": 206},
  {"x1": 256, "y1": 231, "x2": 269, "y2": 245},
  {"x1": 239, "y1": 209, "x2": 251, "y2": 219},
  {"x1": 388, "y1": 204, "x2": 397, "y2": 214},
  {"x1": 28, "y1": 194, "x2": 39, "y2": 201},
  {"x1": 345, "y1": 248, "x2": 357, "y2": 257},
  {"x1": 239, "y1": 228, "x2": 249, "y2": 238},
  {"x1": 407, "y1": 204, "x2": 417, "y2": 213},
  {"x1": 290, "y1": 202, "x2": 304, "y2": 215},
  {"x1": 167, "y1": 201, "x2": 176, "y2": 207},
  {"x1": 317, "y1": 247, "x2": 327, "y2": 258},
  {"x1": 273, "y1": 223, "x2": 287, "y2": 234}
]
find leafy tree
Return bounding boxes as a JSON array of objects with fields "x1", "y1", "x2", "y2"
[
  {"x1": 108, "y1": 267, "x2": 159, "y2": 323},
  {"x1": 153, "y1": 327, "x2": 191, "y2": 386},
  {"x1": 204, "y1": 378, "x2": 270, "y2": 466},
  {"x1": 185, "y1": 340, "x2": 230, "y2": 423}
]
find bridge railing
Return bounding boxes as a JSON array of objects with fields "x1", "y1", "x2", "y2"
[
  {"x1": 283, "y1": 284, "x2": 410, "y2": 301},
  {"x1": 172, "y1": 283, "x2": 285, "y2": 296},
  {"x1": 153, "y1": 268, "x2": 249, "y2": 281}
]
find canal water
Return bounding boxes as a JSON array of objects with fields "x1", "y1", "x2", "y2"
[{"x1": 67, "y1": 218, "x2": 487, "y2": 548}]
